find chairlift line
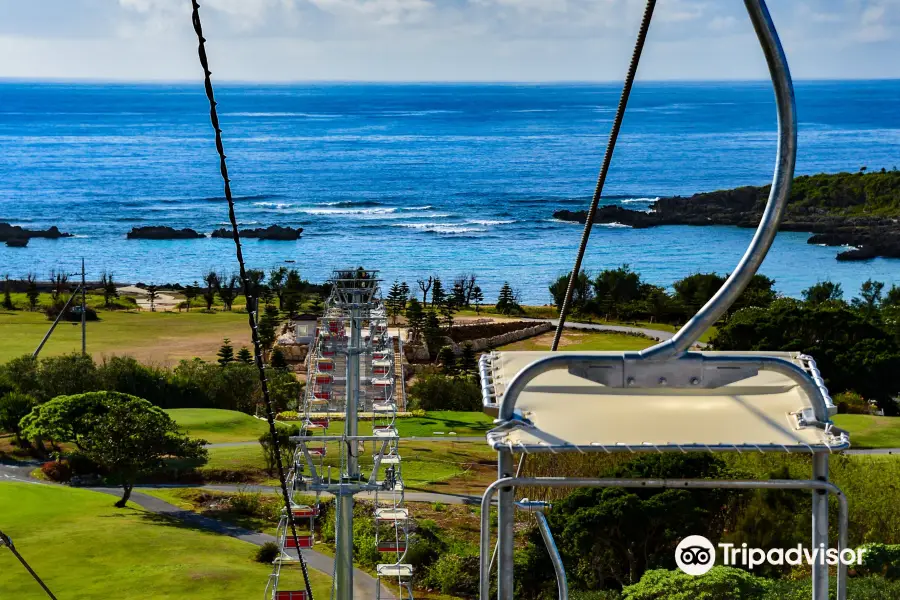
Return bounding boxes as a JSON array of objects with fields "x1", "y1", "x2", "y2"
[{"x1": 188, "y1": 2, "x2": 315, "y2": 598}]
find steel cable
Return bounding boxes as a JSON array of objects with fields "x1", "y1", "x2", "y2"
[
  {"x1": 1, "y1": 530, "x2": 58, "y2": 600},
  {"x1": 188, "y1": 3, "x2": 314, "y2": 598},
  {"x1": 551, "y1": 0, "x2": 657, "y2": 350}
]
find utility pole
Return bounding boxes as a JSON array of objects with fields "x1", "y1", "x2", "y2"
[{"x1": 81, "y1": 258, "x2": 86, "y2": 356}]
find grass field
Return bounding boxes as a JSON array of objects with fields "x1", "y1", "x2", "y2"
[
  {"x1": 498, "y1": 329, "x2": 652, "y2": 352},
  {"x1": 0, "y1": 482, "x2": 331, "y2": 599},
  {"x1": 0, "y1": 309, "x2": 252, "y2": 366},
  {"x1": 166, "y1": 408, "x2": 270, "y2": 443},
  {"x1": 833, "y1": 414, "x2": 900, "y2": 449}
]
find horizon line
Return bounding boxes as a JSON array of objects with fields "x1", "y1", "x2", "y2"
[{"x1": 1, "y1": 76, "x2": 899, "y2": 86}]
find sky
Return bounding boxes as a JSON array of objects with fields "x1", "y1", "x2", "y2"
[{"x1": 0, "y1": 0, "x2": 897, "y2": 82}]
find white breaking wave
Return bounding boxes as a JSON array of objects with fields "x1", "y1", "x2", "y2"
[
  {"x1": 224, "y1": 112, "x2": 341, "y2": 119},
  {"x1": 253, "y1": 202, "x2": 293, "y2": 209},
  {"x1": 393, "y1": 222, "x2": 487, "y2": 234},
  {"x1": 467, "y1": 219, "x2": 516, "y2": 226},
  {"x1": 601, "y1": 222, "x2": 632, "y2": 228},
  {"x1": 299, "y1": 207, "x2": 398, "y2": 216},
  {"x1": 621, "y1": 197, "x2": 659, "y2": 204}
]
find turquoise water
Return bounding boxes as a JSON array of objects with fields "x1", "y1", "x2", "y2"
[{"x1": 1, "y1": 81, "x2": 898, "y2": 302}]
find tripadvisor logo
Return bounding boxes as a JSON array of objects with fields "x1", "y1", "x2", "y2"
[{"x1": 675, "y1": 536, "x2": 868, "y2": 576}]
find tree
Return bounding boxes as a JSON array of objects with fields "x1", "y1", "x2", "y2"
[
  {"x1": 386, "y1": 280, "x2": 405, "y2": 325},
  {"x1": 21, "y1": 392, "x2": 206, "y2": 507},
  {"x1": 459, "y1": 342, "x2": 477, "y2": 376},
  {"x1": 270, "y1": 348, "x2": 289, "y2": 371},
  {"x1": 237, "y1": 347, "x2": 253, "y2": 364},
  {"x1": 883, "y1": 285, "x2": 900, "y2": 308},
  {"x1": 406, "y1": 298, "x2": 426, "y2": 341},
  {"x1": 282, "y1": 269, "x2": 304, "y2": 316},
  {"x1": 203, "y1": 271, "x2": 219, "y2": 310},
  {"x1": 594, "y1": 265, "x2": 643, "y2": 318},
  {"x1": 146, "y1": 285, "x2": 159, "y2": 312},
  {"x1": 451, "y1": 279, "x2": 467, "y2": 308},
  {"x1": 2, "y1": 275, "x2": 13, "y2": 311},
  {"x1": 496, "y1": 282, "x2": 521, "y2": 315},
  {"x1": 217, "y1": 338, "x2": 235, "y2": 366},
  {"x1": 100, "y1": 272, "x2": 119, "y2": 308},
  {"x1": 49, "y1": 270, "x2": 68, "y2": 304},
  {"x1": 802, "y1": 281, "x2": 844, "y2": 306},
  {"x1": 268, "y1": 267, "x2": 288, "y2": 310},
  {"x1": 0, "y1": 392, "x2": 37, "y2": 446},
  {"x1": 549, "y1": 270, "x2": 593, "y2": 311},
  {"x1": 439, "y1": 296, "x2": 458, "y2": 329},
  {"x1": 310, "y1": 294, "x2": 324, "y2": 315},
  {"x1": 25, "y1": 274, "x2": 39, "y2": 311},
  {"x1": 853, "y1": 279, "x2": 885, "y2": 319},
  {"x1": 438, "y1": 346, "x2": 458, "y2": 376},
  {"x1": 245, "y1": 269, "x2": 267, "y2": 310},
  {"x1": 417, "y1": 276, "x2": 433, "y2": 306},
  {"x1": 258, "y1": 305, "x2": 280, "y2": 355},
  {"x1": 472, "y1": 286, "x2": 485, "y2": 314},
  {"x1": 431, "y1": 277, "x2": 447, "y2": 309},
  {"x1": 217, "y1": 274, "x2": 240, "y2": 311},
  {"x1": 423, "y1": 310, "x2": 444, "y2": 358},
  {"x1": 672, "y1": 272, "x2": 725, "y2": 317},
  {"x1": 183, "y1": 281, "x2": 200, "y2": 311},
  {"x1": 398, "y1": 281, "x2": 410, "y2": 310}
]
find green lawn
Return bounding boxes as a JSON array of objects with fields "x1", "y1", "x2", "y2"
[
  {"x1": 833, "y1": 414, "x2": 900, "y2": 449},
  {"x1": 0, "y1": 482, "x2": 331, "y2": 600},
  {"x1": 167, "y1": 408, "x2": 270, "y2": 444},
  {"x1": 0, "y1": 309, "x2": 252, "y2": 366},
  {"x1": 324, "y1": 411, "x2": 493, "y2": 437},
  {"x1": 498, "y1": 329, "x2": 651, "y2": 352}
]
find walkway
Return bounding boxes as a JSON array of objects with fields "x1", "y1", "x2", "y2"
[
  {"x1": 0, "y1": 461, "x2": 395, "y2": 599},
  {"x1": 520, "y1": 317, "x2": 709, "y2": 347}
]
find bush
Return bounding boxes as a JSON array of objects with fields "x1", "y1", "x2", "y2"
[
  {"x1": 229, "y1": 490, "x2": 264, "y2": 516},
  {"x1": 41, "y1": 460, "x2": 72, "y2": 482},
  {"x1": 259, "y1": 423, "x2": 299, "y2": 474},
  {"x1": 855, "y1": 543, "x2": 900, "y2": 579},
  {"x1": 425, "y1": 553, "x2": 480, "y2": 596},
  {"x1": 255, "y1": 541, "x2": 280, "y2": 564},
  {"x1": 277, "y1": 411, "x2": 300, "y2": 421},
  {"x1": 408, "y1": 374, "x2": 481, "y2": 411},
  {"x1": 621, "y1": 567, "x2": 770, "y2": 600},
  {"x1": 67, "y1": 452, "x2": 103, "y2": 476},
  {"x1": 835, "y1": 391, "x2": 871, "y2": 414}
]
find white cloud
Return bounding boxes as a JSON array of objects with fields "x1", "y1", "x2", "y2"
[{"x1": 0, "y1": 0, "x2": 897, "y2": 80}]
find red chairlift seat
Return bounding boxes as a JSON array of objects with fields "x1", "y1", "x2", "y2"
[
  {"x1": 284, "y1": 535, "x2": 314, "y2": 549},
  {"x1": 314, "y1": 374, "x2": 333, "y2": 385},
  {"x1": 307, "y1": 447, "x2": 326, "y2": 457},
  {"x1": 275, "y1": 591, "x2": 307, "y2": 600},
  {"x1": 377, "y1": 540, "x2": 407, "y2": 552},
  {"x1": 321, "y1": 349, "x2": 336, "y2": 358},
  {"x1": 314, "y1": 390, "x2": 332, "y2": 400},
  {"x1": 291, "y1": 505, "x2": 319, "y2": 518},
  {"x1": 317, "y1": 360, "x2": 335, "y2": 371},
  {"x1": 307, "y1": 419, "x2": 329, "y2": 429}
]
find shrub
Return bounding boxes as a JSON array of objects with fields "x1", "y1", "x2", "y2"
[
  {"x1": 835, "y1": 391, "x2": 871, "y2": 414},
  {"x1": 41, "y1": 460, "x2": 72, "y2": 482},
  {"x1": 229, "y1": 490, "x2": 264, "y2": 516},
  {"x1": 67, "y1": 452, "x2": 103, "y2": 476},
  {"x1": 855, "y1": 543, "x2": 900, "y2": 579},
  {"x1": 277, "y1": 411, "x2": 300, "y2": 421},
  {"x1": 259, "y1": 423, "x2": 299, "y2": 474},
  {"x1": 621, "y1": 567, "x2": 770, "y2": 600},
  {"x1": 425, "y1": 553, "x2": 480, "y2": 597},
  {"x1": 255, "y1": 541, "x2": 280, "y2": 564},
  {"x1": 408, "y1": 374, "x2": 481, "y2": 411}
]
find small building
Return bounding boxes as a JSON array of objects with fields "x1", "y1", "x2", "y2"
[{"x1": 291, "y1": 313, "x2": 320, "y2": 345}]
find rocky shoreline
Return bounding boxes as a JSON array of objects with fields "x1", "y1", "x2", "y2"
[
  {"x1": 210, "y1": 225, "x2": 303, "y2": 241},
  {"x1": 125, "y1": 225, "x2": 303, "y2": 241},
  {"x1": 1, "y1": 222, "x2": 71, "y2": 247},
  {"x1": 553, "y1": 172, "x2": 900, "y2": 261}
]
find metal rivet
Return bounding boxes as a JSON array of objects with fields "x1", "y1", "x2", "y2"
[
  {"x1": 626, "y1": 377, "x2": 636, "y2": 386},
  {"x1": 690, "y1": 377, "x2": 700, "y2": 386},
  {"x1": 658, "y1": 377, "x2": 668, "y2": 386}
]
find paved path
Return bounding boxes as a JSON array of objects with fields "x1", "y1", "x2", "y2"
[{"x1": 0, "y1": 461, "x2": 395, "y2": 599}]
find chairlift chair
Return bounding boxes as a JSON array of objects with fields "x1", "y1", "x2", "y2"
[{"x1": 478, "y1": 2, "x2": 851, "y2": 600}]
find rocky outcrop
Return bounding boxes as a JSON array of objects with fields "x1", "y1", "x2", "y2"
[
  {"x1": 211, "y1": 225, "x2": 303, "y2": 241},
  {"x1": 553, "y1": 172, "x2": 900, "y2": 261},
  {"x1": 127, "y1": 226, "x2": 204, "y2": 240},
  {"x1": 0, "y1": 223, "x2": 71, "y2": 243}
]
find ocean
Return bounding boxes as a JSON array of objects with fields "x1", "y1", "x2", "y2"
[{"x1": 0, "y1": 80, "x2": 898, "y2": 303}]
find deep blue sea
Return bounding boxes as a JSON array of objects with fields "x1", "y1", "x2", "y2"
[{"x1": 1, "y1": 81, "x2": 899, "y2": 303}]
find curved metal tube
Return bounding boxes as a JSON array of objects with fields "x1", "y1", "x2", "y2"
[
  {"x1": 536, "y1": 512, "x2": 568, "y2": 600},
  {"x1": 480, "y1": 477, "x2": 848, "y2": 600},
  {"x1": 643, "y1": 0, "x2": 797, "y2": 359}
]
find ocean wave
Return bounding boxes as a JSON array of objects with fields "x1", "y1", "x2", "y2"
[
  {"x1": 222, "y1": 112, "x2": 341, "y2": 119},
  {"x1": 393, "y1": 222, "x2": 487, "y2": 234},
  {"x1": 253, "y1": 202, "x2": 293, "y2": 209},
  {"x1": 322, "y1": 200, "x2": 383, "y2": 208},
  {"x1": 381, "y1": 110, "x2": 460, "y2": 117},
  {"x1": 467, "y1": 219, "x2": 516, "y2": 226},
  {"x1": 300, "y1": 207, "x2": 398, "y2": 216},
  {"x1": 621, "y1": 197, "x2": 659, "y2": 204},
  {"x1": 600, "y1": 222, "x2": 632, "y2": 228},
  {"x1": 399, "y1": 205, "x2": 434, "y2": 211},
  {"x1": 203, "y1": 194, "x2": 283, "y2": 202}
]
